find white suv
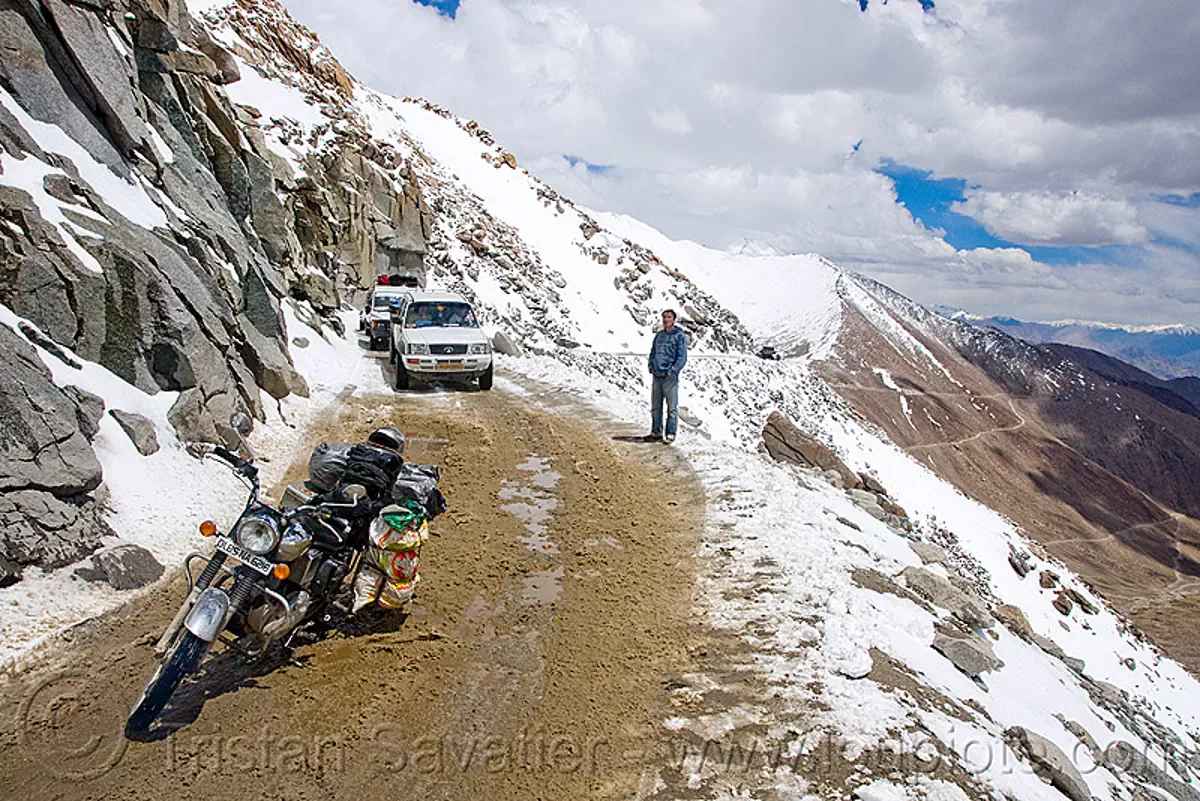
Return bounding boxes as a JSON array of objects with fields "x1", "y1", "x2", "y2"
[
  {"x1": 361, "y1": 285, "x2": 408, "y2": 350},
  {"x1": 388, "y1": 291, "x2": 494, "y2": 390}
]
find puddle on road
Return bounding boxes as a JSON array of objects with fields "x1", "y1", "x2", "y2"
[
  {"x1": 499, "y1": 454, "x2": 562, "y2": 554},
  {"x1": 502, "y1": 455, "x2": 565, "y2": 605},
  {"x1": 518, "y1": 454, "x2": 562, "y2": 489},
  {"x1": 522, "y1": 567, "x2": 564, "y2": 605}
]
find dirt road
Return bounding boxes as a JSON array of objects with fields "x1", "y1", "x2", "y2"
[{"x1": 0, "y1": 386, "x2": 706, "y2": 800}]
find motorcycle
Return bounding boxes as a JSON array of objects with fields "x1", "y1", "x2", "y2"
[{"x1": 126, "y1": 413, "x2": 371, "y2": 734}]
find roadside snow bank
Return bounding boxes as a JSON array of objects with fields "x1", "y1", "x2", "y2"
[
  {"x1": 502, "y1": 350, "x2": 1200, "y2": 801},
  {"x1": 0, "y1": 302, "x2": 372, "y2": 666}
]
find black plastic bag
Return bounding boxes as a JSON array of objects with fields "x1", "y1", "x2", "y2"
[
  {"x1": 391, "y1": 463, "x2": 448, "y2": 519},
  {"x1": 342, "y1": 443, "x2": 404, "y2": 499},
  {"x1": 308, "y1": 442, "x2": 352, "y2": 491}
]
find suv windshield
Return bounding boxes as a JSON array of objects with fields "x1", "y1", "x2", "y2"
[
  {"x1": 373, "y1": 294, "x2": 400, "y2": 310},
  {"x1": 404, "y1": 301, "x2": 478, "y2": 329}
]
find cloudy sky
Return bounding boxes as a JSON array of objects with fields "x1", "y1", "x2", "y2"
[{"x1": 280, "y1": 0, "x2": 1200, "y2": 326}]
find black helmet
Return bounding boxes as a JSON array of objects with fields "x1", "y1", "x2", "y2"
[{"x1": 367, "y1": 426, "x2": 406, "y2": 455}]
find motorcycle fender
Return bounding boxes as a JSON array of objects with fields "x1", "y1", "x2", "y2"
[{"x1": 184, "y1": 587, "x2": 231, "y2": 642}]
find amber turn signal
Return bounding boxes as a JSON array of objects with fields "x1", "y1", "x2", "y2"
[
  {"x1": 272, "y1": 564, "x2": 290, "y2": 580},
  {"x1": 199, "y1": 520, "x2": 217, "y2": 537}
]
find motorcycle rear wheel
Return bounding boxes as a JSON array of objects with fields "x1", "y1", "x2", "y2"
[{"x1": 125, "y1": 631, "x2": 207, "y2": 735}]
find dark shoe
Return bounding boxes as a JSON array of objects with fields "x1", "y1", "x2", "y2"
[{"x1": 644, "y1": 433, "x2": 662, "y2": 442}]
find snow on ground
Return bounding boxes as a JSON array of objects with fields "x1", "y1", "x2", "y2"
[
  {"x1": 504, "y1": 348, "x2": 1200, "y2": 799},
  {"x1": 0, "y1": 302, "x2": 372, "y2": 667}
]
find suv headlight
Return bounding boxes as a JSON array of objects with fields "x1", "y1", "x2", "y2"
[
  {"x1": 470, "y1": 343, "x2": 491, "y2": 355},
  {"x1": 408, "y1": 343, "x2": 429, "y2": 355},
  {"x1": 236, "y1": 515, "x2": 280, "y2": 554}
]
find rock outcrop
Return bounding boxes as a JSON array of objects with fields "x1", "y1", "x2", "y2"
[
  {"x1": 762, "y1": 411, "x2": 860, "y2": 488},
  {"x1": 75, "y1": 541, "x2": 164, "y2": 590},
  {"x1": 932, "y1": 624, "x2": 1002, "y2": 677},
  {"x1": 109, "y1": 409, "x2": 159, "y2": 455},
  {"x1": 0, "y1": 0, "x2": 438, "y2": 579},
  {"x1": 0, "y1": 324, "x2": 113, "y2": 585}
]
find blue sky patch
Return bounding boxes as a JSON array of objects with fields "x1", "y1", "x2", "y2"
[
  {"x1": 564, "y1": 155, "x2": 616, "y2": 175},
  {"x1": 858, "y1": 0, "x2": 936, "y2": 12},
  {"x1": 1158, "y1": 192, "x2": 1200, "y2": 208},
  {"x1": 876, "y1": 160, "x2": 1009, "y2": 251},
  {"x1": 876, "y1": 160, "x2": 1152, "y2": 266},
  {"x1": 413, "y1": 0, "x2": 459, "y2": 19}
]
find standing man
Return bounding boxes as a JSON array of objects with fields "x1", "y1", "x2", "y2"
[{"x1": 647, "y1": 309, "x2": 688, "y2": 444}]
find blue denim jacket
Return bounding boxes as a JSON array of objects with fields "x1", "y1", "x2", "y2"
[{"x1": 648, "y1": 327, "x2": 688, "y2": 377}]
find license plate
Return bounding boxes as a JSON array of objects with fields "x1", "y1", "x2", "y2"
[
  {"x1": 214, "y1": 537, "x2": 273, "y2": 575},
  {"x1": 435, "y1": 361, "x2": 463, "y2": 370}
]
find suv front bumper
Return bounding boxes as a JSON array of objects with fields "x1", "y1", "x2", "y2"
[{"x1": 400, "y1": 354, "x2": 492, "y2": 376}]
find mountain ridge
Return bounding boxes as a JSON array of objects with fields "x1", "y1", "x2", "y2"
[{"x1": 939, "y1": 311, "x2": 1200, "y2": 379}]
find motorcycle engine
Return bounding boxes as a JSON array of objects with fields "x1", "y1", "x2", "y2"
[{"x1": 247, "y1": 590, "x2": 312, "y2": 642}]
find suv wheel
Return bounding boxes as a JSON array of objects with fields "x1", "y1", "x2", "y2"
[
  {"x1": 393, "y1": 360, "x2": 409, "y2": 391},
  {"x1": 479, "y1": 363, "x2": 494, "y2": 391}
]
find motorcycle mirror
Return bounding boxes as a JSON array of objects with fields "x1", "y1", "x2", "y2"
[
  {"x1": 229, "y1": 412, "x2": 253, "y2": 436},
  {"x1": 342, "y1": 484, "x2": 367, "y2": 502}
]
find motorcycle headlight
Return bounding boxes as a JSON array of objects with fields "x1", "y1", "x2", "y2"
[
  {"x1": 236, "y1": 515, "x2": 280, "y2": 554},
  {"x1": 408, "y1": 343, "x2": 429, "y2": 355},
  {"x1": 470, "y1": 343, "x2": 491, "y2": 355}
]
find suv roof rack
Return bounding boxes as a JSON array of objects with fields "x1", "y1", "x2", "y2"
[{"x1": 377, "y1": 274, "x2": 421, "y2": 287}]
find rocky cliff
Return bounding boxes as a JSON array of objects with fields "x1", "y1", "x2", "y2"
[{"x1": 0, "y1": 0, "x2": 430, "y2": 583}]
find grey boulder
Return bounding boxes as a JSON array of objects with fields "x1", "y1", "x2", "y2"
[
  {"x1": 762, "y1": 411, "x2": 860, "y2": 488},
  {"x1": 1006, "y1": 727, "x2": 1092, "y2": 801},
  {"x1": 902, "y1": 566, "x2": 993, "y2": 628},
  {"x1": 75, "y1": 542, "x2": 164, "y2": 590},
  {"x1": 932, "y1": 625, "x2": 1002, "y2": 677},
  {"x1": 1031, "y1": 632, "x2": 1066, "y2": 660},
  {"x1": 62, "y1": 385, "x2": 106, "y2": 440},
  {"x1": 995, "y1": 603, "x2": 1034, "y2": 639},
  {"x1": 910, "y1": 540, "x2": 951, "y2": 566},
  {"x1": 109, "y1": 409, "x2": 160, "y2": 455},
  {"x1": 1104, "y1": 741, "x2": 1200, "y2": 801},
  {"x1": 492, "y1": 330, "x2": 524, "y2": 357}
]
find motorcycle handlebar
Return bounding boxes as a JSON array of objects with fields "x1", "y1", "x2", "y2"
[{"x1": 212, "y1": 445, "x2": 259, "y2": 480}]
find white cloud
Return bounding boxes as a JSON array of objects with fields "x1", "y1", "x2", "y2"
[
  {"x1": 954, "y1": 191, "x2": 1150, "y2": 246},
  {"x1": 278, "y1": 0, "x2": 1200, "y2": 326},
  {"x1": 649, "y1": 107, "x2": 692, "y2": 135}
]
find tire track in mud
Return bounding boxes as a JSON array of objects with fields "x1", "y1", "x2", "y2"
[{"x1": 0, "y1": 387, "x2": 706, "y2": 801}]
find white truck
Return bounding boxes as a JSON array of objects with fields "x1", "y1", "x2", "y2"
[
  {"x1": 360, "y1": 283, "x2": 410, "y2": 350},
  {"x1": 388, "y1": 291, "x2": 494, "y2": 391}
]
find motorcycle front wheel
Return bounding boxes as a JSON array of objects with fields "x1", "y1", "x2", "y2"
[{"x1": 125, "y1": 631, "x2": 208, "y2": 735}]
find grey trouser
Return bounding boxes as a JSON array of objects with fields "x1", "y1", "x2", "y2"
[{"x1": 651, "y1": 373, "x2": 679, "y2": 437}]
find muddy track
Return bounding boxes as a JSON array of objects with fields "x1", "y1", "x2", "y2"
[{"x1": 0, "y1": 386, "x2": 706, "y2": 800}]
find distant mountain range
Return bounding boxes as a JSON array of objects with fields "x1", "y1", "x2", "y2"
[{"x1": 934, "y1": 309, "x2": 1200, "y2": 379}]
